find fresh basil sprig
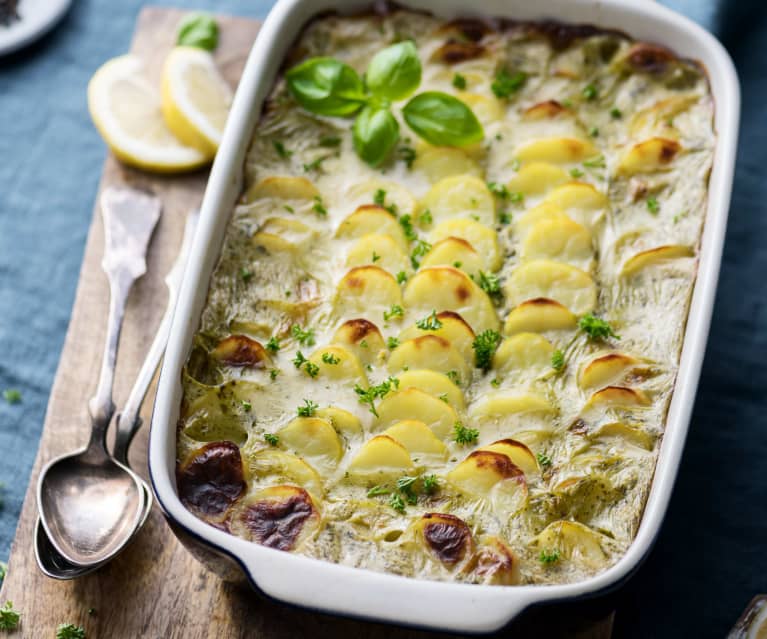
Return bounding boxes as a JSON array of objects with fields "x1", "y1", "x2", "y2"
[
  {"x1": 177, "y1": 13, "x2": 219, "y2": 51},
  {"x1": 285, "y1": 42, "x2": 483, "y2": 166}
]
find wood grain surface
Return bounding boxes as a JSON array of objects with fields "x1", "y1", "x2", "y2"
[{"x1": 0, "y1": 8, "x2": 614, "y2": 638}]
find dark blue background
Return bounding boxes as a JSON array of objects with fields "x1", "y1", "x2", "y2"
[{"x1": 0, "y1": 1, "x2": 763, "y2": 637}]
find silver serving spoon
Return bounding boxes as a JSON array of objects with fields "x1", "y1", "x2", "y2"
[
  {"x1": 37, "y1": 187, "x2": 161, "y2": 567},
  {"x1": 34, "y1": 209, "x2": 199, "y2": 579}
]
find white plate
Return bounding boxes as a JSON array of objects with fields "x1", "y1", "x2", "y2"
[{"x1": 0, "y1": 0, "x2": 71, "y2": 56}]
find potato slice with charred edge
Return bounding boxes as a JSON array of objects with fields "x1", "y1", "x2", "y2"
[
  {"x1": 383, "y1": 420, "x2": 448, "y2": 459},
  {"x1": 470, "y1": 391, "x2": 555, "y2": 419},
  {"x1": 586, "y1": 386, "x2": 650, "y2": 409},
  {"x1": 590, "y1": 421, "x2": 655, "y2": 451},
  {"x1": 620, "y1": 245, "x2": 694, "y2": 277},
  {"x1": 515, "y1": 137, "x2": 598, "y2": 164},
  {"x1": 332, "y1": 319, "x2": 385, "y2": 366},
  {"x1": 397, "y1": 369, "x2": 465, "y2": 410},
  {"x1": 404, "y1": 267, "x2": 499, "y2": 334},
  {"x1": 420, "y1": 237, "x2": 484, "y2": 277},
  {"x1": 506, "y1": 260, "x2": 596, "y2": 315},
  {"x1": 375, "y1": 388, "x2": 459, "y2": 439},
  {"x1": 335, "y1": 266, "x2": 402, "y2": 316},
  {"x1": 523, "y1": 100, "x2": 570, "y2": 120},
  {"x1": 414, "y1": 513, "x2": 475, "y2": 566},
  {"x1": 306, "y1": 345, "x2": 368, "y2": 386},
  {"x1": 347, "y1": 435, "x2": 415, "y2": 482},
  {"x1": 448, "y1": 451, "x2": 528, "y2": 515},
  {"x1": 177, "y1": 441, "x2": 246, "y2": 521},
  {"x1": 419, "y1": 175, "x2": 496, "y2": 228},
  {"x1": 278, "y1": 417, "x2": 343, "y2": 472},
  {"x1": 617, "y1": 137, "x2": 681, "y2": 175},
  {"x1": 521, "y1": 217, "x2": 593, "y2": 268},
  {"x1": 211, "y1": 335, "x2": 270, "y2": 368},
  {"x1": 346, "y1": 180, "x2": 417, "y2": 219},
  {"x1": 346, "y1": 233, "x2": 409, "y2": 274},
  {"x1": 493, "y1": 332, "x2": 555, "y2": 378},
  {"x1": 479, "y1": 439, "x2": 538, "y2": 475},
  {"x1": 579, "y1": 353, "x2": 641, "y2": 390},
  {"x1": 506, "y1": 162, "x2": 569, "y2": 197},
  {"x1": 464, "y1": 535, "x2": 521, "y2": 585},
  {"x1": 542, "y1": 183, "x2": 609, "y2": 229},
  {"x1": 431, "y1": 38, "x2": 487, "y2": 64},
  {"x1": 533, "y1": 520, "x2": 610, "y2": 567},
  {"x1": 245, "y1": 449, "x2": 324, "y2": 501},
  {"x1": 229, "y1": 485, "x2": 320, "y2": 551},
  {"x1": 388, "y1": 335, "x2": 470, "y2": 381},
  {"x1": 429, "y1": 219, "x2": 501, "y2": 271},
  {"x1": 336, "y1": 205, "x2": 408, "y2": 251},
  {"x1": 455, "y1": 92, "x2": 504, "y2": 126},
  {"x1": 243, "y1": 176, "x2": 319, "y2": 203},
  {"x1": 399, "y1": 310, "x2": 476, "y2": 363},
  {"x1": 504, "y1": 298, "x2": 577, "y2": 335},
  {"x1": 315, "y1": 406, "x2": 363, "y2": 437},
  {"x1": 411, "y1": 145, "x2": 482, "y2": 182},
  {"x1": 252, "y1": 218, "x2": 315, "y2": 255}
]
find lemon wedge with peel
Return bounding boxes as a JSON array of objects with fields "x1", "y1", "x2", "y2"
[
  {"x1": 161, "y1": 46, "x2": 233, "y2": 156},
  {"x1": 88, "y1": 55, "x2": 210, "y2": 173}
]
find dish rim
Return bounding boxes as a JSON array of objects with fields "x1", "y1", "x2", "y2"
[{"x1": 148, "y1": 0, "x2": 740, "y2": 633}]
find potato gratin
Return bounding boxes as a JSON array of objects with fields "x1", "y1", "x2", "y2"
[{"x1": 176, "y1": 8, "x2": 714, "y2": 586}]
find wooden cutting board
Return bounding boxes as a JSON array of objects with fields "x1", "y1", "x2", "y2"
[{"x1": 0, "y1": 8, "x2": 614, "y2": 638}]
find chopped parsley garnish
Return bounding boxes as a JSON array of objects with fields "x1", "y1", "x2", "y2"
[
  {"x1": 319, "y1": 135, "x2": 342, "y2": 147},
  {"x1": 490, "y1": 378, "x2": 501, "y2": 388},
  {"x1": 453, "y1": 261, "x2": 462, "y2": 268},
  {"x1": 499, "y1": 211, "x2": 512, "y2": 225},
  {"x1": 398, "y1": 214, "x2": 418, "y2": 241},
  {"x1": 2, "y1": 389, "x2": 21, "y2": 404},
  {"x1": 410, "y1": 239, "x2": 432, "y2": 269},
  {"x1": 551, "y1": 349, "x2": 565, "y2": 371},
  {"x1": 578, "y1": 314, "x2": 620, "y2": 341},
  {"x1": 269, "y1": 368, "x2": 280, "y2": 381},
  {"x1": 374, "y1": 188, "x2": 387, "y2": 207},
  {"x1": 354, "y1": 377, "x2": 399, "y2": 417},
  {"x1": 583, "y1": 154, "x2": 606, "y2": 169},
  {"x1": 419, "y1": 209, "x2": 433, "y2": 225},
  {"x1": 383, "y1": 304, "x2": 405, "y2": 321},
  {"x1": 508, "y1": 191, "x2": 524, "y2": 204},
  {"x1": 536, "y1": 452, "x2": 553, "y2": 468},
  {"x1": 477, "y1": 271, "x2": 502, "y2": 299},
  {"x1": 371, "y1": 251, "x2": 381, "y2": 263},
  {"x1": 56, "y1": 623, "x2": 86, "y2": 639},
  {"x1": 453, "y1": 421, "x2": 479, "y2": 445},
  {"x1": 265, "y1": 336, "x2": 280, "y2": 353},
  {"x1": 387, "y1": 336, "x2": 400, "y2": 350},
  {"x1": 291, "y1": 324, "x2": 316, "y2": 346},
  {"x1": 396, "y1": 270, "x2": 408, "y2": 284},
  {"x1": 589, "y1": 126, "x2": 599, "y2": 138},
  {"x1": 582, "y1": 83, "x2": 598, "y2": 100},
  {"x1": 398, "y1": 145, "x2": 416, "y2": 168},
  {"x1": 389, "y1": 493, "x2": 406, "y2": 513},
  {"x1": 472, "y1": 329, "x2": 502, "y2": 370},
  {"x1": 240, "y1": 267, "x2": 253, "y2": 282},
  {"x1": 396, "y1": 475, "x2": 419, "y2": 504},
  {"x1": 673, "y1": 210, "x2": 689, "y2": 224},
  {"x1": 312, "y1": 195, "x2": 328, "y2": 217},
  {"x1": 264, "y1": 433, "x2": 280, "y2": 446},
  {"x1": 438, "y1": 393, "x2": 449, "y2": 403},
  {"x1": 415, "y1": 310, "x2": 442, "y2": 331},
  {"x1": 491, "y1": 69, "x2": 526, "y2": 98},
  {"x1": 367, "y1": 485, "x2": 390, "y2": 497},
  {"x1": 452, "y1": 73, "x2": 467, "y2": 90},
  {"x1": 283, "y1": 204, "x2": 295, "y2": 213},
  {"x1": 539, "y1": 548, "x2": 561, "y2": 564},
  {"x1": 569, "y1": 168, "x2": 585, "y2": 178},
  {"x1": 272, "y1": 140, "x2": 293, "y2": 159},
  {"x1": 646, "y1": 196, "x2": 660, "y2": 214},
  {"x1": 292, "y1": 351, "x2": 307, "y2": 368},
  {"x1": 422, "y1": 474, "x2": 438, "y2": 493},
  {"x1": 304, "y1": 361, "x2": 320, "y2": 378},
  {"x1": 360, "y1": 339, "x2": 369, "y2": 349},
  {"x1": 321, "y1": 352, "x2": 340, "y2": 365},
  {"x1": 487, "y1": 181, "x2": 509, "y2": 200},
  {"x1": 303, "y1": 155, "x2": 328, "y2": 172},
  {"x1": 610, "y1": 107, "x2": 623, "y2": 119},
  {"x1": 241, "y1": 400, "x2": 252, "y2": 412},
  {"x1": 297, "y1": 399, "x2": 318, "y2": 417},
  {"x1": 446, "y1": 370, "x2": 461, "y2": 386},
  {"x1": 0, "y1": 601, "x2": 20, "y2": 630}
]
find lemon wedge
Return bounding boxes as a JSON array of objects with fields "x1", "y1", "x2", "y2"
[
  {"x1": 88, "y1": 55, "x2": 210, "y2": 173},
  {"x1": 161, "y1": 46, "x2": 233, "y2": 155}
]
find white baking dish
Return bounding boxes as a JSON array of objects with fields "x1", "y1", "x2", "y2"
[{"x1": 149, "y1": 0, "x2": 739, "y2": 632}]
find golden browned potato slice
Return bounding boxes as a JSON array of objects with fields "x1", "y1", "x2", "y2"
[
  {"x1": 404, "y1": 267, "x2": 499, "y2": 334},
  {"x1": 245, "y1": 449, "x2": 324, "y2": 501},
  {"x1": 455, "y1": 92, "x2": 504, "y2": 126},
  {"x1": 493, "y1": 332, "x2": 555, "y2": 378},
  {"x1": 616, "y1": 137, "x2": 681, "y2": 175},
  {"x1": 306, "y1": 345, "x2": 368, "y2": 386},
  {"x1": 346, "y1": 233, "x2": 409, "y2": 275},
  {"x1": 336, "y1": 205, "x2": 409, "y2": 251},
  {"x1": 383, "y1": 419, "x2": 448, "y2": 459},
  {"x1": 515, "y1": 203, "x2": 573, "y2": 238},
  {"x1": 620, "y1": 245, "x2": 694, "y2": 277},
  {"x1": 464, "y1": 535, "x2": 521, "y2": 585},
  {"x1": 522, "y1": 100, "x2": 570, "y2": 120},
  {"x1": 532, "y1": 520, "x2": 610, "y2": 568},
  {"x1": 242, "y1": 175, "x2": 319, "y2": 203},
  {"x1": 399, "y1": 310, "x2": 475, "y2": 363},
  {"x1": 388, "y1": 335, "x2": 471, "y2": 381},
  {"x1": 411, "y1": 145, "x2": 482, "y2": 183},
  {"x1": 506, "y1": 162, "x2": 569, "y2": 197},
  {"x1": 515, "y1": 137, "x2": 598, "y2": 164},
  {"x1": 278, "y1": 417, "x2": 343, "y2": 473},
  {"x1": 585, "y1": 386, "x2": 650, "y2": 409},
  {"x1": 418, "y1": 175, "x2": 495, "y2": 227},
  {"x1": 521, "y1": 217, "x2": 593, "y2": 269},
  {"x1": 347, "y1": 435, "x2": 415, "y2": 482},
  {"x1": 229, "y1": 485, "x2": 320, "y2": 551},
  {"x1": 448, "y1": 451, "x2": 528, "y2": 514},
  {"x1": 629, "y1": 95, "x2": 699, "y2": 139},
  {"x1": 504, "y1": 298, "x2": 577, "y2": 335},
  {"x1": 332, "y1": 319, "x2": 386, "y2": 366},
  {"x1": 211, "y1": 335, "x2": 270, "y2": 368},
  {"x1": 375, "y1": 388, "x2": 459, "y2": 439},
  {"x1": 590, "y1": 421, "x2": 655, "y2": 451},
  {"x1": 346, "y1": 180, "x2": 417, "y2": 218},
  {"x1": 469, "y1": 391, "x2": 555, "y2": 419},
  {"x1": 252, "y1": 217, "x2": 316, "y2": 255},
  {"x1": 335, "y1": 266, "x2": 402, "y2": 316},
  {"x1": 579, "y1": 353, "x2": 640, "y2": 390},
  {"x1": 505, "y1": 260, "x2": 596, "y2": 315},
  {"x1": 414, "y1": 513, "x2": 475, "y2": 566},
  {"x1": 315, "y1": 406, "x2": 363, "y2": 437},
  {"x1": 541, "y1": 183, "x2": 609, "y2": 229},
  {"x1": 396, "y1": 369, "x2": 465, "y2": 410},
  {"x1": 478, "y1": 439, "x2": 538, "y2": 476},
  {"x1": 420, "y1": 237, "x2": 485, "y2": 278},
  {"x1": 429, "y1": 219, "x2": 501, "y2": 271}
]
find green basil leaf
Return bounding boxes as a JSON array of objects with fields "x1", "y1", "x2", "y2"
[
  {"x1": 403, "y1": 91, "x2": 484, "y2": 147},
  {"x1": 286, "y1": 57, "x2": 366, "y2": 116},
  {"x1": 353, "y1": 105, "x2": 400, "y2": 167},
  {"x1": 366, "y1": 41, "x2": 422, "y2": 101},
  {"x1": 176, "y1": 13, "x2": 219, "y2": 50}
]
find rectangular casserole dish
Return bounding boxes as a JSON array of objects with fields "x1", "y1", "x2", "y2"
[{"x1": 149, "y1": 0, "x2": 739, "y2": 633}]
